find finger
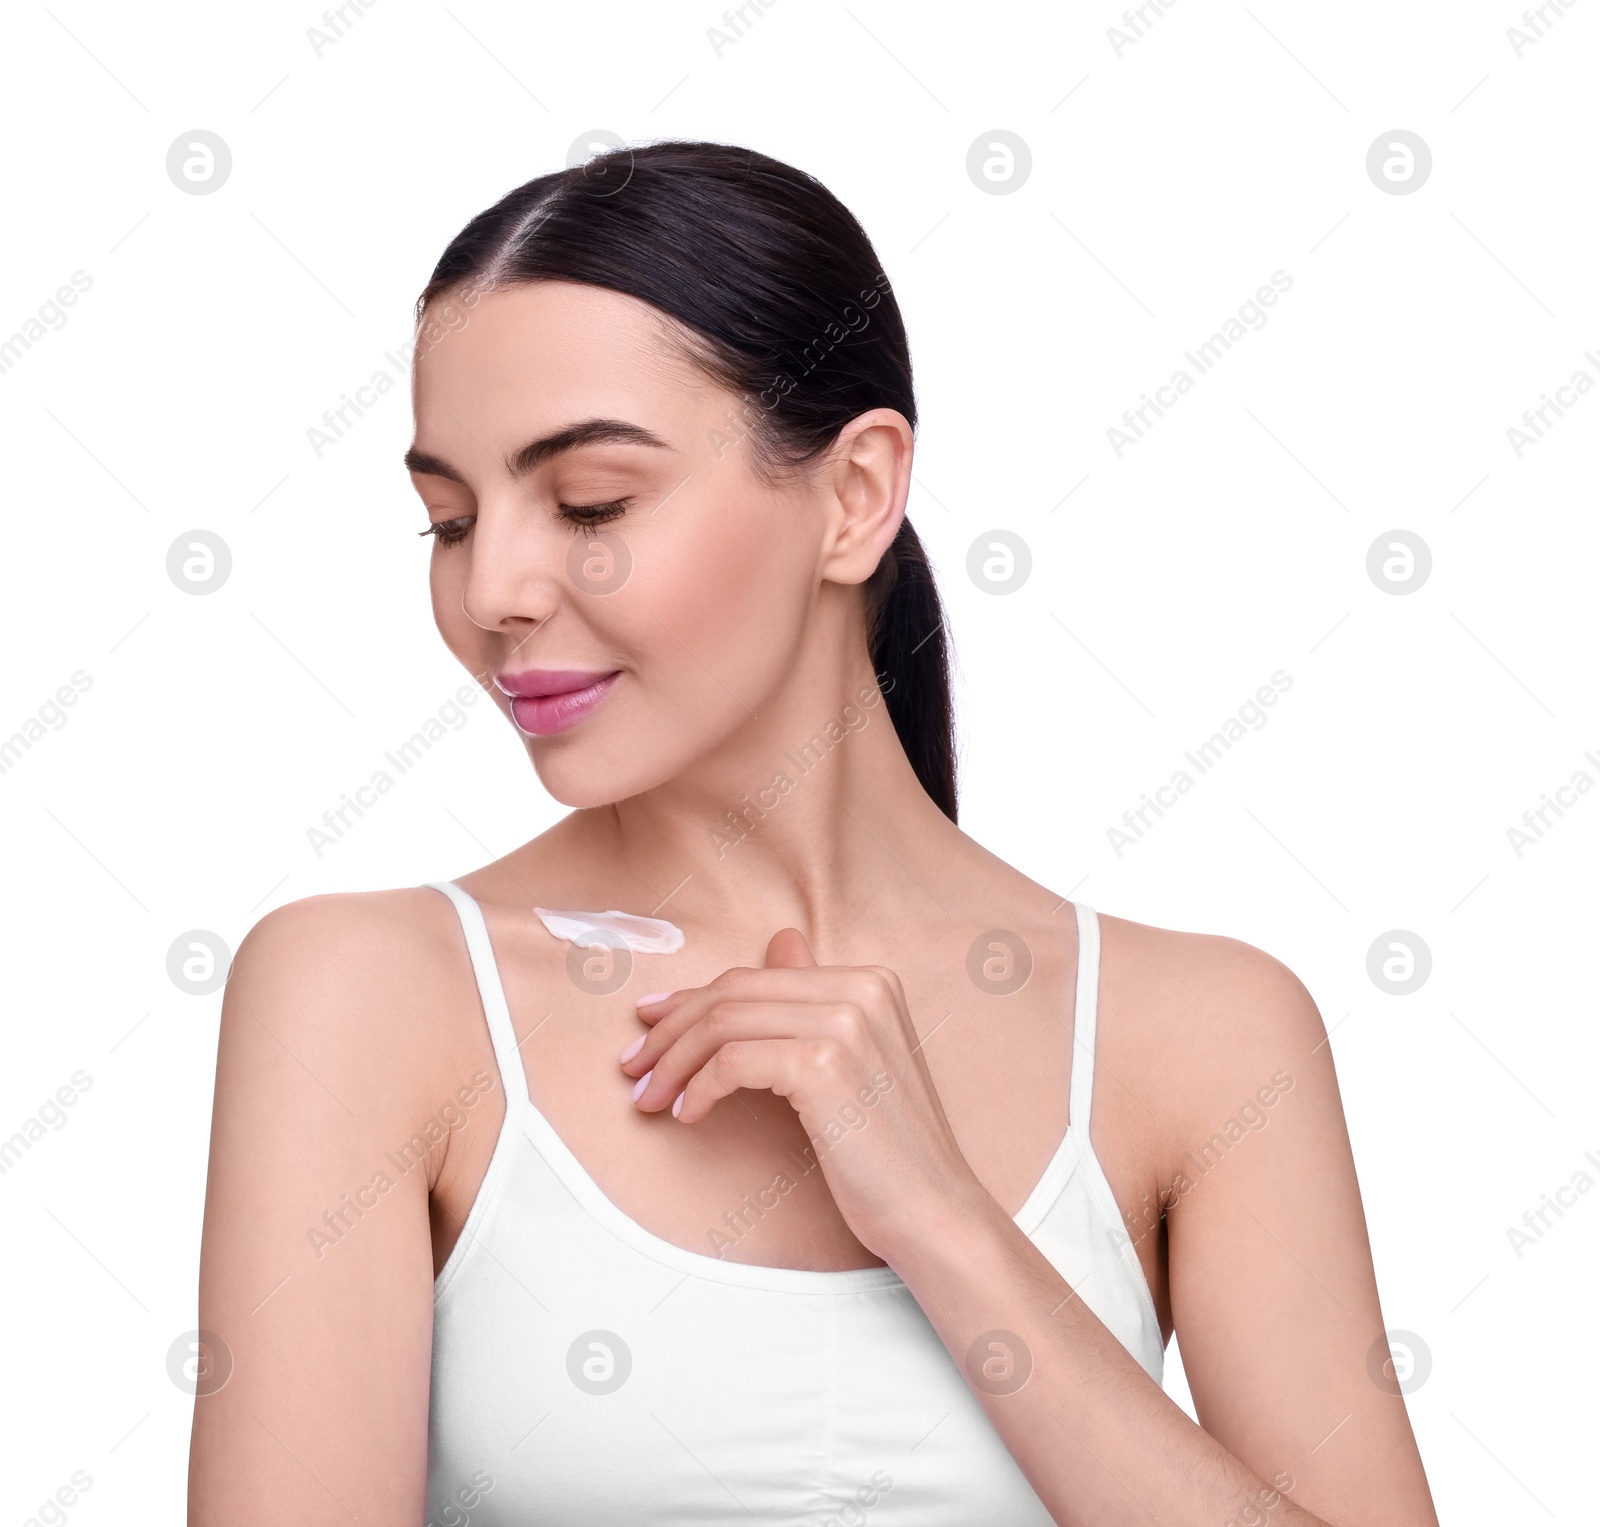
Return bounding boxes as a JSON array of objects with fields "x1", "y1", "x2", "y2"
[
  {"x1": 626, "y1": 965, "x2": 898, "y2": 1059},
  {"x1": 633, "y1": 989, "x2": 679, "y2": 1026},
  {"x1": 673, "y1": 1036, "x2": 845, "y2": 1123},
  {"x1": 621, "y1": 970, "x2": 876, "y2": 1077},
  {"x1": 632, "y1": 965, "x2": 762, "y2": 1024},
  {"x1": 764, "y1": 926, "x2": 817, "y2": 969},
  {"x1": 628, "y1": 1001, "x2": 867, "y2": 1112}
]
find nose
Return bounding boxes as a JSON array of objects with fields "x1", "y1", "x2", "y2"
[{"x1": 459, "y1": 496, "x2": 564, "y2": 638}]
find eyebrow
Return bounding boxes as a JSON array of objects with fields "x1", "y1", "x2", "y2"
[{"x1": 403, "y1": 417, "x2": 672, "y2": 483}]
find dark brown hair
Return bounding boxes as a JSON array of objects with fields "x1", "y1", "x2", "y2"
[{"x1": 416, "y1": 140, "x2": 958, "y2": 820}]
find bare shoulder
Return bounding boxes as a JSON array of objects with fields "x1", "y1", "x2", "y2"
[
  {"x1": 1092, "y1": 909, "x2": 1334, "y2": 1164},
  {"x1": 236, "y1": 884, "x2": 465, "y2": 985},
  {"x1": 223, "y1": 886, "x2": 489, "y2": 1155},
  {"x1": 1096, "y1": 910, "x2": 1326, "y2": 1044},
  {"x1": 194, "y1": 884, "x2": 496, "y2": 1519},
  {"x1": 1091, "y1": 912, "x2": 1435, "y2": 1521}
]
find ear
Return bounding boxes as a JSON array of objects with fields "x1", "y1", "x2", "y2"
[{"x1": 817, "y1": 408, "x2": 914, "y2": 587}]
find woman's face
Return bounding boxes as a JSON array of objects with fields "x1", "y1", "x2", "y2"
[{"x1": 406, "y1": 278, "x2": 846, "y2": 809}]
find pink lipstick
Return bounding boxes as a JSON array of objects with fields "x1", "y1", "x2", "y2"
[{"x1": 495, "y1": 668, "x2": 621, "y2": 736}]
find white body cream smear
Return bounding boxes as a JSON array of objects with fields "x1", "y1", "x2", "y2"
[{"x1": 532, "y1": 907, "x2": 686, "y2": 955}]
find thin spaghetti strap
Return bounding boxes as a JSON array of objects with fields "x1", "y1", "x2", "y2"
[
  {"x1": 1069, "y1": 901, "x2": 1101, "y2": 1133},
  {"x1": 423, "y1": 881, "x2": 530, "y2": 1124}
]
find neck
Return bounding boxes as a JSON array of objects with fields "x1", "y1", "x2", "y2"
[{"x1": 544, "y1": 600, "x2": 964, "y2": 956}]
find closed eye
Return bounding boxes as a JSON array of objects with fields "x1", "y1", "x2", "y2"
[
  {"x1": 419, "y1": 498, "x2": 630, "y2": 548},
  {"x1": 419, "y1": 517, "x2": 473, "y2": 547},
  {"x1": 560, "y1": 499, "x2": 629, "y2": 529}
]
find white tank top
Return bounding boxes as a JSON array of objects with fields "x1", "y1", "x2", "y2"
[{"x1": 422, "y1": 879, "x2": 1164, "y2": 1524}]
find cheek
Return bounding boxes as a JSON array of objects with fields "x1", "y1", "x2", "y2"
[
  {"x1": 638, "y1": 501, "x2": 807, "y2": 684},
  {"x1": 429, "y1": 552, "x2": 475, "y2": 656}
]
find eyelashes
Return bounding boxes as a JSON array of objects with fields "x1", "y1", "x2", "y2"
[
  {"x1": 419, "y1": 500, "x2": 631, "y2": 548},
  {"x1": 419, "y1": 518, "x2": 472, "y2": 547},
  {"x1": 559, "y1": 499, "x2": 629, "y2": 531}
]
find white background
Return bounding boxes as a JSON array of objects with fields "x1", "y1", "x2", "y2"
[{"x1": 1, "y1": 0, "x2": 1595, "y2": 1520}]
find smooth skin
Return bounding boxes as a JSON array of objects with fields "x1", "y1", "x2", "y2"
[{"x1": 189, "y1": 279, "x2": 1438, "y2": 1525}]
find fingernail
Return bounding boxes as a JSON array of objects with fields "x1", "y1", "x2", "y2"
[
  {"x1": 631, "y1": 1068, "x2": 653, "y2": 1102},
  {"x1": 636, "y1": 991, "x2": 672, "y2": 1008},
  {"x1": 619, "y1": 1034, "x2": 646, "y2": 1064},
  {"x1": 672, "y1": 1090, "x2": 685, "y2": 1118}
]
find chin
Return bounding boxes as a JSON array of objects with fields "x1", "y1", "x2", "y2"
[{"x1": 527, "y1": 748, "x2": 668, "y2": 811}]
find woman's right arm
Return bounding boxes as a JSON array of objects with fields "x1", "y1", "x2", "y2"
[{"x1": 188, "y1": 892, "x2": 460, "y2": 1525}]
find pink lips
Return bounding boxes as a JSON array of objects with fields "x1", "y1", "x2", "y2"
[{"x1": 495, "y1": 668, "x2": 621, "y2": 736}]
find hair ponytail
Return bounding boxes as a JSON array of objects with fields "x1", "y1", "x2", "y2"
[
  {"x1": 418, "y1": 139, "x2": 959, "y2": 820},
  {"x1": 864, "y1": 520, "x2": 957, "y2": 820}
]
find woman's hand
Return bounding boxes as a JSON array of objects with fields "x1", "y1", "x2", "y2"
[{"x1": 618, "y1": 929, "x2": 994, "y2": 1263}]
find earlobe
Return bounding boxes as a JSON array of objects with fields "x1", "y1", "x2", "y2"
[{"x1": 819, "y1": 410, "x2": 913, "y2": 587}]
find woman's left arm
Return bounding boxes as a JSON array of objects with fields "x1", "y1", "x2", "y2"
[{"x1": 622, "y1": 931, "x2": 1438, "y2": 1527}]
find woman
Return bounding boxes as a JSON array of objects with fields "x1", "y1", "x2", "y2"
[{"x1": 190, "y1": 141, "x2": 1438, "y2": 1525}]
